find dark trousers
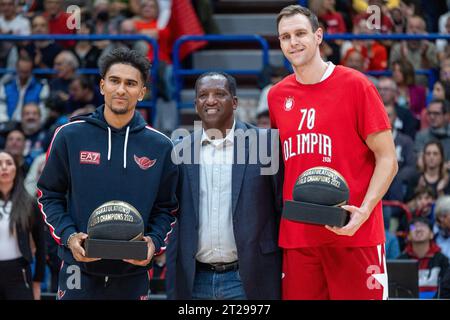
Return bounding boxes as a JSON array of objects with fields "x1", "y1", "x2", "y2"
[
  {"x1": 0, "y1": 258, "x2": 34, "y2": 300},
  {"x1": 57, "y1": 262, "x2": 150, "y2": 300}
]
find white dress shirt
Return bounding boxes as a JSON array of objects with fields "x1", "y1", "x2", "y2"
[
  {"x1": 196, "y1": 121, "x2": 238, "y2": 264},
  {"x1": 0, "y1": 200, "x2": 22, "y2": 261}
]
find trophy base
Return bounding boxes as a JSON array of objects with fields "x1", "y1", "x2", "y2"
[
  {"x1": 282, "y1": 200, "x2": 350, "y2": 227},
  {"x1": 85, "y1": 239, "x2": 148, "y2": 260}
]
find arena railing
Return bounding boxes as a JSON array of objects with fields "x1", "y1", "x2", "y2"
[
  {"x1": 173, "y1": 33, "x2": 449, "y2": 114},
  {"x1": 0, "y1": 34, "x2": 159, "y2": 122},
  {"x1": 172, "y1": 34, "x2": 270, "y2": 110}
]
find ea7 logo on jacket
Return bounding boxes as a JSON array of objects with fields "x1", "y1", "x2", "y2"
[
  {"x1": 134, "y1": 155, "x2": 156, "y2": 170},
  {"x1": 80, "y1": 151, "x2": 100, "y2": 165}
]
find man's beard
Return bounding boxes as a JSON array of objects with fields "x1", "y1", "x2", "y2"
[
  {"x1": 23, "y1": 121, "x2": 40, "y2": 134},
  {"x1": 111, "y1": 104, "x2": 130, "y2": 115}
]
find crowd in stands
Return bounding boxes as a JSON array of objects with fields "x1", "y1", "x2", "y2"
[{"x1": 2, "y1": 0, "x2": 450, "y2": 299}]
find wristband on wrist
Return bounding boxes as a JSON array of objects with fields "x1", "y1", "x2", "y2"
[{"x1": 66, "y1": 232, "x2": 78, "y2": 249}]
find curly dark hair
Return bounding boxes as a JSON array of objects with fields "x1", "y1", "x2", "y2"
[{"x1": 98, "y1": 47, "x2": 151, "y2": 84}]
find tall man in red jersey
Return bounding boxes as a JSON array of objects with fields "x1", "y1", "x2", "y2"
[{"x1": 268, "y1": 5, "x2": 398, "y2": 300}]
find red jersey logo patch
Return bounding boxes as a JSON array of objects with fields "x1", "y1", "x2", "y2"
[
  {"x1": 134, "y1": 155, "x2": 156, "y2": 170},
  {"x1": 80, "y1": 151, "x2": 101, "y2": 165},
  {"x1": 284, "y1": 97, "x2": 294, "y2": 111}
]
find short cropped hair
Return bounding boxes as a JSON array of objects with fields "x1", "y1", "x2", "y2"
[
  {"x1": 429, "y1": 99, "x2": 450, "y2": 114},
  {"x1": 277, "y1": 5, "x2": 319, "y2": 32},
  {"x1": 98, "y1": 47, "x2": 151, "y2": 84},
  {"x1": 195, "y1": 72, "x2": 237, "y2": 97}
]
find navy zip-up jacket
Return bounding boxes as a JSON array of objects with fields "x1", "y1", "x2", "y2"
[{"x1": 37, "y1": 105, "x2": 178, "y2": 277}]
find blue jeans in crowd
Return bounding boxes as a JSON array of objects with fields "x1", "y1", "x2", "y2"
[{"x1": 192, "y1": 269, "x2": 247, "y2": 300}]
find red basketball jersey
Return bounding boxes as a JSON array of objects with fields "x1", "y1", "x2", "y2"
[{"x1": 268, "y1": 65, "x2": 390, "y2": 247}]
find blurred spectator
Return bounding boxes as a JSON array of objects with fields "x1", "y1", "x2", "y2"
[
  {"x1": 342, "y1": 19, "x2": 388, "y2": 71},
  {"x1": 133, "y1": 0, "x2": 173, "y2": 100},
  {"x1": 91, "y1": 0, "x2": 115, "y2": 50},
  {"x1": 40, "y1": 94, "x2": 68, "y2": 157},
  {"x1": 392, "y1": 59, "x2": 427, "y2": 118},
  {"x1": 415, "y1": 99, "x2": 450, "y2": 165},
  {"x1": 0, "y1": 0, "x2": 31, "y2": 35},
  {"x1": 383, "y1": 207, "x2": 401, "y2": 259},
  {"x1": 130, "y1": 0, "x2": 172, "y2": 28},
  {"x1": 49, "y1": 50, "x2": 78, "y2": 102},
  {"x1": 341, "y1": 48, "x2": 378, "y2": 85},
  {"x1": 390, "y1": 16, "x2": 438, "y2": 87},
  {"x1": 353, "y1": 0, "x2": 399, "y2": 13},
  {"x1": 415, "y1": 140, "x2": 450, "y2": 197},
  {"x1": 256, "y1": 65, "x2": 290, "y2": 115},
  {"x1": 0, "y1": 0, "x2": 31, "y2": 80},
  {"x1": 20, "y1": 103, "x2": 47, "y2": 168},
  {"x1": 426, "y1": 80, "x2": 450, "y2": 109},
  {"x1": 408, "y1": 186, "x2": 436, "y2": 221},
  {"x1": 72, "y1": 21, "x2": 102, "y2": 74},
  {"x1": 399, "y1": 186, "x2": 437, "y2": 243},
  {"x1": 341, "y1": 48, "x2": 367, "y2": 72},
  {"x1": 67, "y1": 75, "x2": 102, "y2": 114},
  {"x1": 435, "y1": 195, "x2": 450, "y2": 260},
  {"x1": 440, "y1": 57, "x2": 450, "y2": 87},
  {"x1": 353, "y1": 0, "x2": 394, "y2": 34},
  {"x1": 0, "y1": 55, "x2": 49, "y2": 122},
  {"x1": 436, "y1": 15, "x2": 450, "y2": 61},
  {"x1": 385, "y1": 104, "x2": 417, "y2": 192},
  {"x1": 24, "y1": 153, "x2": 45, "y2": 197},
  {"x1": 4, "y1": 129, "x2": 30, "y2": 176},
  {"x1": 0, "y1": 150, "x2": 45, "y2": 300},
  {"x1": 419, "y1": 0, "x2": 447, "y2": 33},
  {"x1": 256, "y1": 110, "x2": 271, "y2": 129},
  {"x1": 22, "y1": 148, "x2": 59, "y2": 293},
  {"x1": 21, "y1": 14, "x2": 62, "y2": 69},
  {"x1": 310, "y1": 0, "x2": 346, "y2": 64},
  {"x1": 390, "y1": 5, "x2": 407, "y2": 33},
  {"x1": 385, "y1": 232, "x2": 401, "y2": 260},
  {"x1": 432, "y1": 80, "x2": 450, "y2": 101},
  {"x1": 311, "y1": 0, "x2": 347, "y2": 34},
  {"x1": 390, "y1": 0, "x2": 423, "y2": 33},
  {"x1": 42, "y1": 0, "x2": 76, "y2": 48},
  {"x1": 100, "y1": 18, "x2": 148, "y2": 61},
  {"x1": 398, "y1": 216, "x2": 449, "y2": 299},
  {"x1": 377, "y1": 77, "x2": 419, "y2": 139}
]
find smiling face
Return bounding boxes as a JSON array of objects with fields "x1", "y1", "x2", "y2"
[
  {"x1": 21, "y1": 103, "x2": 41, "y2": 134},
  {"x1": 195, "y1": 74, "x2": 237, "y2": 135},
  {"x1": 100, "y1": 63, "x2": 146, "y2": 117},
  {"x1": 278, "y1": 13, "x2": 322, "y2": 70}
]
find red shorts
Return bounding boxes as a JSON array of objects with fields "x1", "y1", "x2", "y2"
[{"x1": 282, "y1": 245, "x2": 388, "y2": 300}]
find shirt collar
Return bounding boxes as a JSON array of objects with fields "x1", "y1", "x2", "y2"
[
  {"x1": 201, "y1": 119, "x2": 236, "y2": 147},
  {"x1": 320, "y1": 61, "x2": 335, "y2": 82}
]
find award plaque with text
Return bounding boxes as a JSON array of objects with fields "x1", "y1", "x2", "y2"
[
  {"x1": 282, "y1": 167, "x2": 350, "y2": 227},
  {"x1": 84, "y1": 201, "x2": 148, "y2": 260}
]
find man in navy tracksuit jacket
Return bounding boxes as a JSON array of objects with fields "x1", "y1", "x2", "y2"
[{"x1": 36, "y1": 48, "x2": 178, "y2": 299}]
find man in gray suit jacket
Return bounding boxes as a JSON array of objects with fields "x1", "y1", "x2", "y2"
[{"x1": 166, "y1": 72, "x2": 283, "y2": 299}]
